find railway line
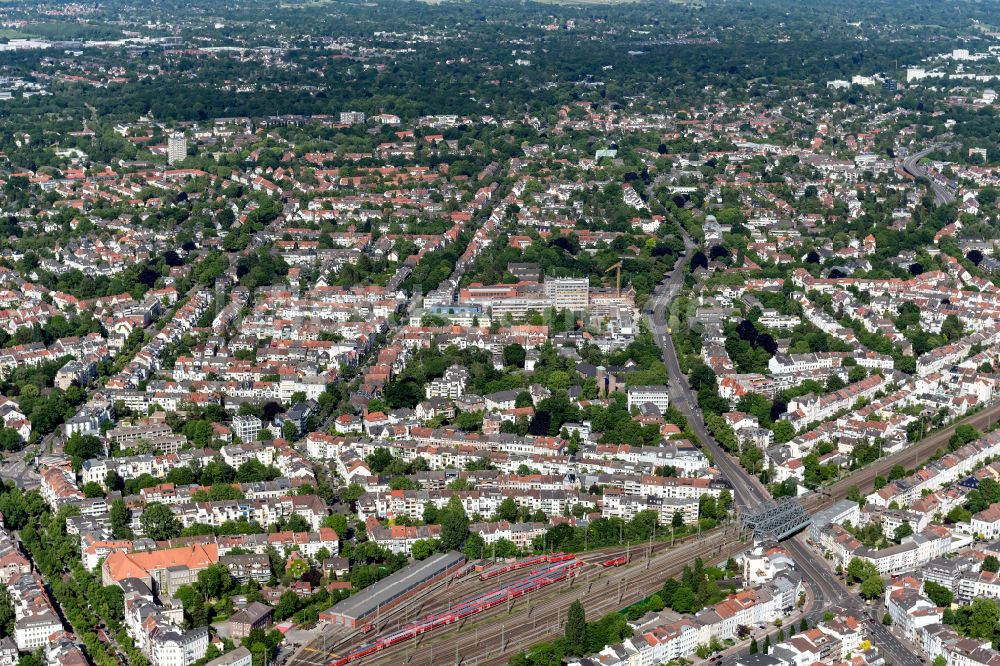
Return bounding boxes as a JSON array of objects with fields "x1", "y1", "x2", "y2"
[
  {"x1": 329, "y1": 557, "x2": 584, "y2": 666},
  {"x1": 292, "y1": 525, "x2": 746, "y2": 666},
  {"x1": 362, "y1": 526, "x2": 744, "y2": 666},
  {"x1": 800, "y1": 399, "x2": 1000, "y2": 513},
  {"x1": 290, "y1": 525, "x2": 728, "y2": 666}
]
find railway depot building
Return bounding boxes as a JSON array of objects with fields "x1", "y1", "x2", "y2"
[{"x1": 321, "y1": 551, "x2": 465, "y2": 627}]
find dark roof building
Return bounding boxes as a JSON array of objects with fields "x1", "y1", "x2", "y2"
[
  {"x1": 320, "y1": 551, "x2": 465, "y2": 627},
  {"x1": 229, "y1": 601, "x2": 273, "y2": 640}
]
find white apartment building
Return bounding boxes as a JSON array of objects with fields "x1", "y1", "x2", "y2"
[
  {"x1": 231, "y1": 415, "x2": 263, "y2": 443},
  {"x1": 543, "y1": 276, "x2": 589, "y2": 312},
  {"x1": 151, "y1": 626, "x2": 209, "y2": 666},
  {"x1": 425, "y1": 365, "x2": 470, "y2": 399},
  {"x1": 626, "y1": 385, "x2": 670, "y2": 412},
  {"x1": 167, "y1": 133, "x2": 187, "y2": 166},
  {"x1": 972, "y1": 503, "x2": 1000, "y2": 539},
  {"x1": 340, "y1": 111, "x2": 366, "y2": 124}
]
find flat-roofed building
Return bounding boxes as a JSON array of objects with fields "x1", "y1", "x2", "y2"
[
  {"x1": 320, "y1": 551, "x2": 465, "y2": 627},
  {"x1": 543, "y1": 276, "x2": 589, "y2": 312},
  {"x1": 626, "y1": 385, "x2": 670, "y2": 413}
]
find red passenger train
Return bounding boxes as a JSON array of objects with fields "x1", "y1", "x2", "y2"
[
  {"x1": 478, "y1": 554, "x2": 548, "y2": 580},
  {"x1": 329, "y1": 557, "x2": 582, "y2": 666}
]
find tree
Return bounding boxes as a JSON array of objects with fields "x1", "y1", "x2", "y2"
[
  {"x1": 463, "y1": 532, "x2": 486, "y2": 560},
  {"x1": 322, "y1": 513, "x2": 348, "y2": 538},
  {"x1": 105, "y1": 469, "x2": 123, "y2": 492},
  {"x1": 197, "y1": 563, "x2": 234, "y2": 601},
  {"x1": 893, "y1": 522, "x2": 913, "y2": 542},
  {"x1": 846, "y1": 557, "x2": 879, "y2": 584},
  {"x1": 200, "y1": 460, "x2": 236, "y2": 485},
  {"x1": 454, "y1": 411, "x2": 484, "y2": 431},
  {"x1": 81, "y1": 481, "x2": 105, "y2": 498},
  {"x1": 439, "y1": 498, "x2": 470, "y2": 551},
  {"x1": 64, "y1": 432, "x2": 103, "y2": 469},
  {"x1": 0, "y1": 427, "x2": 22, "y2": 452},
  {"x1": 566, "y1": 600, "x2": 587, "y2": 654},
  {"x1": 140, "y1": 502, "x2": 181, "y2": 540},
  {"x1": 882, "y1": 613, "x2": 892, "y2": 626},
  {"x1": 494, "y1": 538, "x2": 518, "y2": 558},
  {"x1": 548, "y1": 371, "x2": 571, "y2": 391},
  {"x1": 846, "y1": 485, "x2": 863, "y2": 505},
  {"x1": 275, "y1": 590, "x2": 300, "y2": 621},
  {"x1": 848, "y1": 366, "x2": 867, "y2": 383},
  {"x1": 342, "y1": 483, "x2": 365, "y2": 503},
  {"x1": 17, "y1": 652, "x2": 44, "y2": 666},
  {"x1": 671, "y1": 586, "x2": 696, "y2": 613},
  {"x1": 968, "y1": 598, "x2": 1000, "y2": 639},
  {"x1": 941, "y1": 314, "x2": 964, "y2": 342},
  {"x1": 0, "y1": 585, "x2": 13, "y2": 637},
  {"x1": 237, "y1": 459, "x2": 279, "y2": 483},
  {"x1": 110, "y1": 499, "x2": 133, "y2": 539},
  {"x1": 192, "y1": 484, "x2": 245, "y2": 502},
  {"x1": 411, "y1": 539, "x2": 436, "y2": 560},
  {"x1": 700, "y1": 495, "x2": 718, "y2": 521},
  {"x1": 984, "y1": 555, "x2": 1000, "y2": 573},
  {"x1": 771, "y1": 420, "x2": 795, "y2": 444},
  {"x1": 503, "y1": 343, "x2": 526, "y2": 368},
  {"x1": 514, "y1": 392, "x2": 533, "y2": 409},
  {"x1": 948, "y1": 506, "x2": 972, "y2": 524},
  {"x1": 175, "y1": 585, "x2": 208, "y2": 627},
  {"x1": 860, "y1": 575, "x2": 885, "y2": 600},
  {"x1": 924, "y1": 580, "x2": 953, "y2": 608},
  {"x1": 799, "y1": 618, "x2": 808, "y2": 632},
  {"x1": 716, "y1": 489, "x2": 732, "y2": 518},
  {"x1": 494, "y1": 497, "x2": 520, "y2": 522},
  {"x1": 749, "y1": 638, "x2": 758, "y2": 655},
  {"x1": 762, "y1": 636, "x2": 771, "y2": 654}
]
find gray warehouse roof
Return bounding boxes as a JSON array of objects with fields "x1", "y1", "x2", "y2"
[
  {"x1": 325, "y1": 551, "x2": 465, "y2": 621},
  {"x1": 810, "y1": 499, "x2": 858, "y2": 530}
]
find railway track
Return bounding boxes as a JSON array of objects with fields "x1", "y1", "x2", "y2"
[
  {"x1": 292, "y1": 529, "x2": 720, "y2": 666},
  {"x1": 372, "y1": 528, "x2": 744, "y2": 666},
  {"x1": 293, "y1": 526, "x2": 747, "y2": 666},
  {"x1": 800, "y1": 400, "x2": 1000, "y2": 513}
]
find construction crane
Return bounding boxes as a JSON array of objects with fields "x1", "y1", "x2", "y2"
[{"x1": 605, "y1": 261, "x2": 623, "y2": 298}]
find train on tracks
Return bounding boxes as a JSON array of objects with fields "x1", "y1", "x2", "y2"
[
  {"x1": 601, "y1": 555, "x2": 629, "y2": 567},
  {"x1": 329, "y1": 557, "x2": 582, "y2": 666},
  {"x1": 477, "y1": 552, "x2": 574, "y2": 580}
]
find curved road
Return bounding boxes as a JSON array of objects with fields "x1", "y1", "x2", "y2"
[{"x1": 900, "y1": 147, "x2": 955, "y2": 206}]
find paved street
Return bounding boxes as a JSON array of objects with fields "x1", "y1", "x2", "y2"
[{"x1": 899, "y1": 147, "x2": 955, "y2": 206}]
